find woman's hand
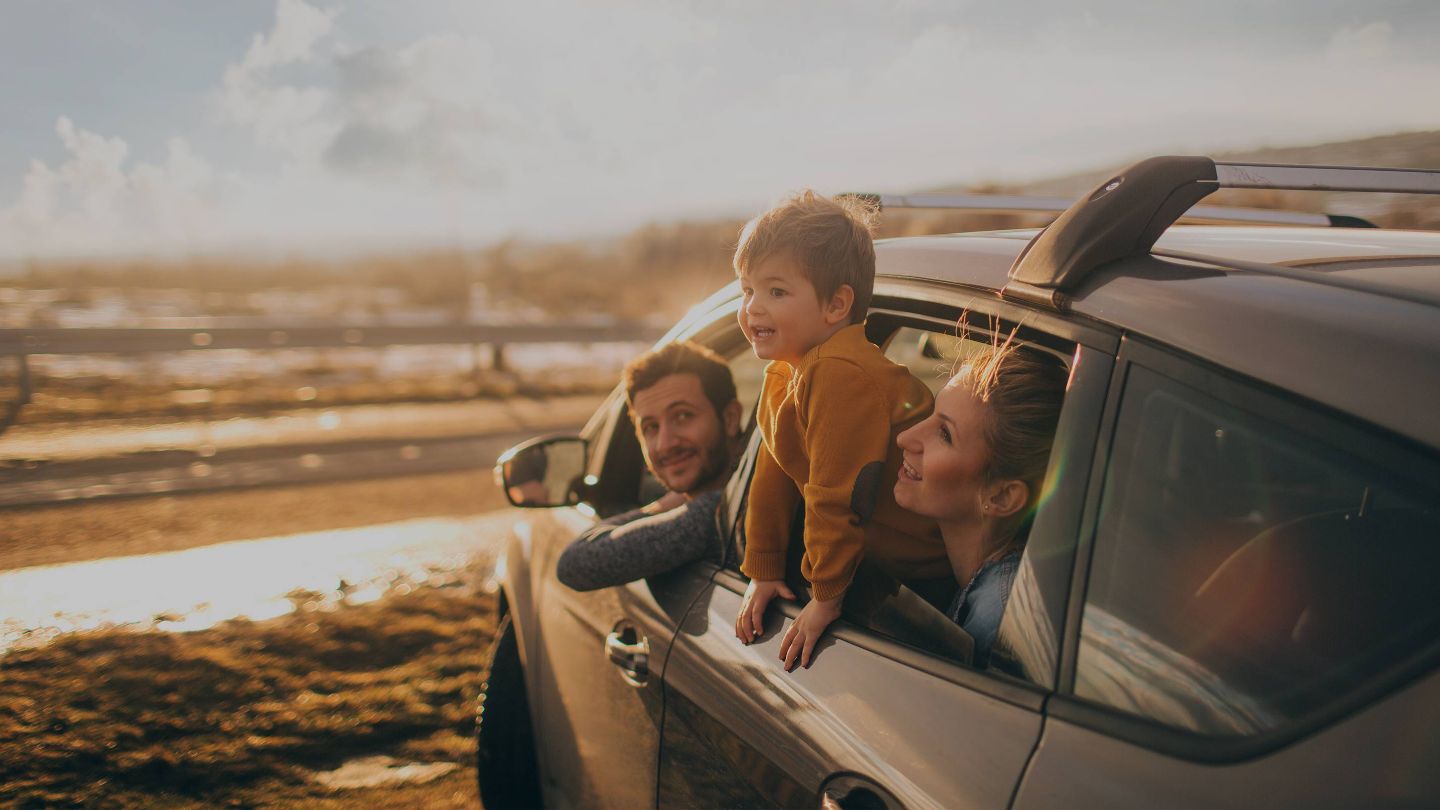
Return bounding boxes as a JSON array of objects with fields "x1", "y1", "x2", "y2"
[
  {"x1": 736, "y1": 579, "x2": 795, "y2": 643},
  {"x1": 779, "y1": 595, "x2": 842, "y2": 671}
]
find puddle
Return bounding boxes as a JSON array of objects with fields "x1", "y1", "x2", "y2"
[
  {"x1": 312, "y1": 755, "x2": 459, "y2": 790},
  {"x1": 0, "y1": 510, "x2": 522, "y2": 652}
]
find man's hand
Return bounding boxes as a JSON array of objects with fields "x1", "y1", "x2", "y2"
[
  {"x1": 642, "y1": 489, "x2": 687, "y2": 515},
  {"x1": 735, "y1": 579, "x2": 794, "y2": 644},
  {"x1": 779, "y1": 595, "x2": 842, "y2": 671}
]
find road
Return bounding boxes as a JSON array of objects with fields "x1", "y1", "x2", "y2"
[{"x1": 0, "y1": 394, "x2": 604, "y2": 507}]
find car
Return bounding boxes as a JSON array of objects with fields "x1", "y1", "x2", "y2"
[{"x1": 481, "y1": 156, "x2": 1440, "y2": 808}]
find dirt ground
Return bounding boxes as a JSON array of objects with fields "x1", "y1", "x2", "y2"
[{"x1": 0, "y1": 469, "x2": 523, "y2": 807}]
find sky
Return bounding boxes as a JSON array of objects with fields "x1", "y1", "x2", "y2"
[{"x1": 2, "y1": 0, "x2": 1439, "y2": 260}]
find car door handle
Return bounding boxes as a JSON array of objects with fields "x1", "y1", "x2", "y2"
[
  {"x1": 605, "y1": 627, "x2": 650, "y2": 687},
  {"x1": 820, "y1": 774, "x2": 901, "y2": 810}
]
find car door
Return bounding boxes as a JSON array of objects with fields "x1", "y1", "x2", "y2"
[
  {"x1": 1015, "y1": 338, "x2": 1440, "y2": 807},
  {"x1": 526, "y1": 300, "x2": 767, "y2": 809},
  {"x1": 656, "y1": 300, "x2": 1117, "y2": 809}
]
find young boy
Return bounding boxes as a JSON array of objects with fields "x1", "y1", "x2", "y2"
[{"x1": 733, "y1": 190, "x2": 949, "y2": 671}]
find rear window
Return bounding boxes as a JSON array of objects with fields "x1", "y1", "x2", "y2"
[{"x1": 1075, "y1": 364, "x2": 1440, "y2": 736}]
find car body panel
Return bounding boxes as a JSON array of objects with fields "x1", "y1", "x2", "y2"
[
  {"x1": 1015, "y1": 672, "x2": 1440, "y2": 808},
  {"x1": 659, "y1": 570, "x2": 1045, "y2": 810},
  {"x1": 520, "y1": 504, "x2": 710, "y2": 808}
]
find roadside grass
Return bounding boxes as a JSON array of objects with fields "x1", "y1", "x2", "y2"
[{"x1": 0, "y1": 572, "x2": 496, "y2": 809}]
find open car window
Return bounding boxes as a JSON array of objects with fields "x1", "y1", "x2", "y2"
[{"x1": 723, "y1": 312, "x2": 1078, "y2": 679}]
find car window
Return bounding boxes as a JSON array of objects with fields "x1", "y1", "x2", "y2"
[
  {"x1": 808, "y1": 318, "x2": 1072, "y2": 674},
  {"x1": 1075, "y1": 363, "x2": 1440, "y2": 737},
  {"x1": 884, "y1": 325, "x2": 1073, "y2": 395}
]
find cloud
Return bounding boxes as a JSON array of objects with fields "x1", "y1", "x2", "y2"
[
  {"x1": 1327, "y1": 21, "x2": 1393, "y2": 62},
  {"x1": 219, "y1": 0, "x2": 338, "y2": 158},
  {"x1": 0, "y1": 117, "x2": 232, "y2": 257},
  {"x1": 3, "y1": 0, "x2": 1439, "y2": 259}
]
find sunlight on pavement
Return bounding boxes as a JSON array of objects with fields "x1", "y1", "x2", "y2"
[{"x1": 0, "y1": 509, "x2": 521, "y2": 652}]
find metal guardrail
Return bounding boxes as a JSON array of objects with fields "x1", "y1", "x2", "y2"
[
  {"x1": 0, "y1": 323, "x2": 663, "y2": 356},
  {"x1": 0, "y1": 322, "x2": 665, "y2": 436}
]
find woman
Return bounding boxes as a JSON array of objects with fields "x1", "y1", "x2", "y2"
[{"x1": 893, "y1": 342, "x2": 1068, "y2": 665}]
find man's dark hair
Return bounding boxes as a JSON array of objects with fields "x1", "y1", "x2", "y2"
[{"x1": 623, "y1": 341, "x2": 737, "y2": 417}]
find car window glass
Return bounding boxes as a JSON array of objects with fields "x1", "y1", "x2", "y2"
[
  {"x1": 883, "y1": 325, "x2": 1071, "y2": 396},
  {"x1": 1076, "y1": 364, "x2": 1440, "y2": 737}
]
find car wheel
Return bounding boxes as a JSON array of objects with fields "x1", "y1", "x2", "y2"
[{"x1": 477, "y1": 613, "x2": 543, "y2": 809}]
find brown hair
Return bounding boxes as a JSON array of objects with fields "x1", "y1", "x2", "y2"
[
  {"x1": 623, "y1": 340, "x2": 737, "y2": 418},
  {"x1": 953, "y1": 339, "x2": 1070, "y2": 555},
  {"x1": 733, "y1": 190, "x2": 876, "y2": 325}
]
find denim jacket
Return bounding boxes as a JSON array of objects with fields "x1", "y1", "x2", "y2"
[{"x1": 946, "y1": 552, "x2": 1021, "y2": 667}]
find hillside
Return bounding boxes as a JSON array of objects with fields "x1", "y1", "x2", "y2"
[{"x1": 1009, "y1": 129, "x2": 1440, "y2": 228}]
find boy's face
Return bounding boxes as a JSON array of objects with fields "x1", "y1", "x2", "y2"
[{"x1": 738, "y1": 254, "x2": 851, "y2": 365}]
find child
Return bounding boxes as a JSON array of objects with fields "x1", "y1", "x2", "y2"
[{"x1": 733, "y1": 190, "x2": 948, "y2": 670}]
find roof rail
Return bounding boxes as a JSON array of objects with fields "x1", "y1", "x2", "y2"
[
  {"x1": 1001, "y1": 156, "x2": 1440, "y2": 310},
  {"x1": 844, "y1": 191, "x2": 1374, "y2": 228}
]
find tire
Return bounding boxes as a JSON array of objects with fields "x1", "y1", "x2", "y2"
[{"x1": 477, "y1": 614, "x2": 544, "y2": 809}]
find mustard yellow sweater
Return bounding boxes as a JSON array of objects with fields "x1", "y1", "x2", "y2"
[{"x1": 740, "y1": 324, "x2": 948, "y2": 601}]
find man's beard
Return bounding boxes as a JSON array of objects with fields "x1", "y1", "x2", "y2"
[{"x1": 655, "y1": 433, "x2": 730, "y2": 494}]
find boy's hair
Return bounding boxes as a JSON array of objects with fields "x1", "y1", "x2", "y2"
[
  {"x1": 623, "y1": 341, "x2": 737, "y2": 418},
  {"x1": 733, "y1": 190, "x2": 876, "y2": 325}
]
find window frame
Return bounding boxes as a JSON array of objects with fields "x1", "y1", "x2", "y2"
[
  {"x1": 708, "y1": 283, "x2": 1117, "y2": 698},
  {"x1": 1051, "y1": 334, "x2": 1440, "y2": 763}
]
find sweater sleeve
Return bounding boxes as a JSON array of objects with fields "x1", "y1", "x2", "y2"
[
  {"x1": 799, "y1": 358, "x2": 896, "y2": 601},
  {"x1": 739, "y1": 440, "x2": 802, "y2": 581},
  {"x1": 556, "y1": 490, "x2": 723, "y2": 591}
]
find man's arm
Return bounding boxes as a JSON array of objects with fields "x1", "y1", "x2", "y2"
[{"x1": 556, "y1": 490, "x2": 724, "y2": 591}]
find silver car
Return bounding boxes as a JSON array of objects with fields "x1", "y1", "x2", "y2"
[{"x1": 482, "y1": 156, "x2": 1440, "y2": 808}]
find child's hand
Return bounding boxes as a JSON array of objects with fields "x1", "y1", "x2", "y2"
[
  {"x1": 735, "y1": 579, "x2": 795, "y2": 644},
  {"x1": 779, "y1": 595, "x2": 842, "y2": 671}
]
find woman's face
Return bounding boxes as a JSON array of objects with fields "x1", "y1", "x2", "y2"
[{"x1": 894, "y1": 379, "x2": 994, "y2": 527}]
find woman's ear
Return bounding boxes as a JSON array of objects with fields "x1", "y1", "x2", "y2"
[
  {"x1": 823, "y1": 284, "x2": 855, "y2": 326},
  {"x1": 984, "y1": 479, "x2": 1030, "y2": 520}
]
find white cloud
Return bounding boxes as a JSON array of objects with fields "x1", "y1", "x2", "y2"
[
  {"x1": 2, "y1": 1, "x2": 1439, "y2": 259},
  {"x1": 0, "y1": 117, "x2": 232, "y2": 257},
  {"x1": 1328, "y1": 21, "x2": 1394, "y2": 63},
  {"x1": 219, "y1": 0, "x2": 338, "y2": 158}
]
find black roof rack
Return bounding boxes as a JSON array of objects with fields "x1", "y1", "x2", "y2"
[
  {"x1": 999, "y1": 156, "x2": 1440, "y2": 310},
  {"x1": 844, "y1": 191, "x2": 1375, "y2": 228}
]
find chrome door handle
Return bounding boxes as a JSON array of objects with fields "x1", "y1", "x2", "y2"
[
  {"x1": 605, "y1": 628, "x2": 650, "y2": 687},
  {"x1": 820, "y1": 774, "x2": 901, "y2": 810}
]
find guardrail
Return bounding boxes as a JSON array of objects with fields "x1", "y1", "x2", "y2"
[
  {"x1": 0, "y1": 323, "x2": 662, "y2": 356},
  {"x1": 0, "y1": 322, "x2": 664, "y2": 436}
]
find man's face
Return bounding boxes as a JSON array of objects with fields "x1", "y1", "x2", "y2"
[{"x1": 631, "y1": 372, "x2": 739, "y2": 494}]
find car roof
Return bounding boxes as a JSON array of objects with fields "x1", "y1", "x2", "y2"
[{"x1": 875, "y1": 226, "x2": 1440, "y2": 452}]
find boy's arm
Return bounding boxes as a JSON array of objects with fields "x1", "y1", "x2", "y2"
[
  {"x1": 736, "y1": 441, "x2": 802, "y2": 643},
  {"x1": 798, "y1": 358, "x2": 898, "y2": 602},
  {"x1": 739, "y1": 442, "x2": 801, "y2": 581}
]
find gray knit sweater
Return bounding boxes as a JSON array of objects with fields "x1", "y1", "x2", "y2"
[{"x1": 555, "y1": 490, "x2": 726, "y2": 591}]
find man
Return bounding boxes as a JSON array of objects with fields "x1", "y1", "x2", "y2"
[{"x1": 556, "y1": 341, "x2": 744, "y2": 590}]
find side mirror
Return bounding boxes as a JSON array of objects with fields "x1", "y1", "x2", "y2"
[{"x1": 495, "y1": 434, "x2": 589, "y2": 508}]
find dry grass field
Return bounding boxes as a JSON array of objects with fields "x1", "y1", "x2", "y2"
[{"x1": 0, "y1": 470, "x2": 515, "y2": 808}]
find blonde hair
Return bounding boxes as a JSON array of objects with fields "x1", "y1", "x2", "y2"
[
  {"x1": 733, "y1": 190, "x2": 876, "y2": 325},
  {"x1": 952, "y1": 335, "x2": 1069, "y2": 555}
]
